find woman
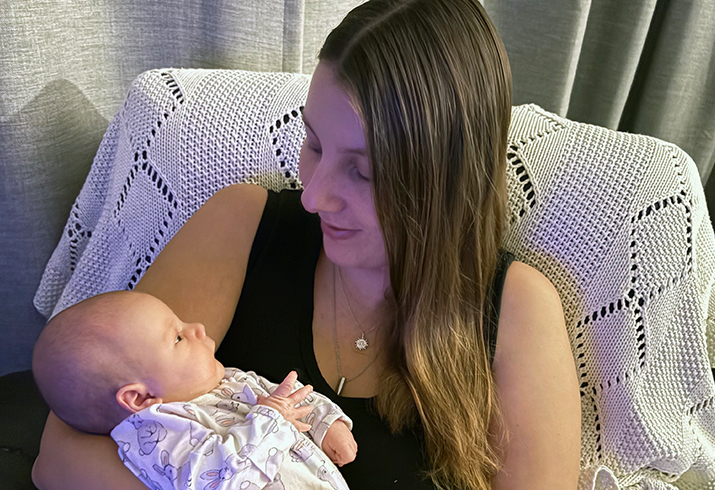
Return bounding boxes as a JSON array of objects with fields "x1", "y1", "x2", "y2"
[{"x1": 33, "y1": 0, "x2": 580, "y2": 488}]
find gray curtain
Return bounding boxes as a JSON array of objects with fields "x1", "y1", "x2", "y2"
[
  {"x1": 486, "y1": 0, "x2": 715, "y2": 201},
  {"x1": 0, "y1": 0, "x2": 363, "y2": 376},
  {"x1": 0, "y1": 0, "x2": 713, "y2": 376}
]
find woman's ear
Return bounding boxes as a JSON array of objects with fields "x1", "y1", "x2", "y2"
[{"x1": 116, "y1": 383, "x2": 162, "y2": 413}]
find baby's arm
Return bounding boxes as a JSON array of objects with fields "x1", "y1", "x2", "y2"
[
  {"x1": 110, "y1": 398, "x2": 306, "y2": 490},
  {"x1": 249, "y1": 370, "x2": 357, "y2": 466}
]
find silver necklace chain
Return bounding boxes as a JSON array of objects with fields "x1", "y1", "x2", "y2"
[
  {"x1": 333, "y1": 264, "x2": 377, "y2": 395},
  {"x1": 336, "y1": 265, "x2": 378, "y2": 351}
]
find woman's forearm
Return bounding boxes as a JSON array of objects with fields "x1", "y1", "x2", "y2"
[{"x1": 33, "y1": 412, "x2": 147, "y2": 490}]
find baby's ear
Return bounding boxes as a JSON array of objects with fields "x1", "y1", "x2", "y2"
[{"x1": 116, "y1": 383, "x2": 162, "y2": 413}]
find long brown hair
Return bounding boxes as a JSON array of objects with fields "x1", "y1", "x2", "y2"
[{"x1": 319, "y1": 1, "x2": 512, "y2": 488}]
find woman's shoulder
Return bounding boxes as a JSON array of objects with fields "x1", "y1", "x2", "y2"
[
  {"x1": 181, "y1": 183, "x2": 271, "y2": 260},
  {"x1": 208, "y1": 182, "x2": 268, "y2": 210},
  {"x1": 501, "y1": 261, "x2": 561, "y2": 314},
  {"x1": 494, "y1": 260, "x2": 568, "y2": 364},
  {"x1": 214, "y1": 185, "x2": 309, "y2": 229},
  {"x1": 147, "y1": 182, "x2": 269, "y2": 268},
  {"x1": 181, "y1": 183, "x2": 268, "y2": 236}
]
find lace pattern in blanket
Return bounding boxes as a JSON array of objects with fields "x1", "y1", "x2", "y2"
[
  {"x1": 34, "y1": 69, "x2": 308, "y2": 310},
  {"x1": 35, "y1": 69, "x2": 715, "y2": 490}
]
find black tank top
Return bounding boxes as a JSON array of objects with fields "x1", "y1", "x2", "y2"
[{"x1": 216, "y1": 190, "x2": 514, "y2": 490}]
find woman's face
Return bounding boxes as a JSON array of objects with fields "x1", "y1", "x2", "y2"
[{"x1": 300, "y1": 62, "x2": 387, "y2": 271}]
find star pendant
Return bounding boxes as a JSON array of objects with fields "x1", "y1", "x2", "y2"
[{"x1": 354, "y1": 334, "x2": 369, "y2": 351}]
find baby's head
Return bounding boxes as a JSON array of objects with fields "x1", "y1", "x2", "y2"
[{"x1": 32, "y1": 291, "x2": 224, "y2": 434}]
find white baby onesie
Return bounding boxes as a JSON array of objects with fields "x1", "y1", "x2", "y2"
[{"x1": 111, "y1": 368, "x2": 351, "y2": 490}]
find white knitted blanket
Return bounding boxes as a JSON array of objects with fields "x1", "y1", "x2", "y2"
[{"x1": 34, "y1": 69, "x2": 715, "y2": 489}]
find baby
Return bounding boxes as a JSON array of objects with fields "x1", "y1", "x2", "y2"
[{"x1": 32, "y1": 290, "x2": 356, "y2": 490}]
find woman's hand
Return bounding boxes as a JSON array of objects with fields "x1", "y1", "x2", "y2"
[
  {"x1": 322, "y1": 420, "x2": 357, "y2": 466},
  {"x1": 256, "y1": 371, "x2": 314, "y2": 432}
]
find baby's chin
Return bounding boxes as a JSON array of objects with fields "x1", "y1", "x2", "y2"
[{"x1": 214, "y1": 359, "x2": 226, "y2": 384}]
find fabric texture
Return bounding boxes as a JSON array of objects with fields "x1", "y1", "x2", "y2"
[
  {"x1": 111, "y1": 367, "x2": 350, "y2": 490},
  {"x1": 34, "y1": 69, "x2": 310, "y2": 315},
  {"x1": 33, "y1": 68, "x2": 715, "y2": 488},
  {"x1": 485, "y1": 0, "x2": 715, "y2": 177}
]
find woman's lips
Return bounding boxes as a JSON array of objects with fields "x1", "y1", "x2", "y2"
[{"x1": 321, "y1": 221, "x2": 358, "y2": 240}]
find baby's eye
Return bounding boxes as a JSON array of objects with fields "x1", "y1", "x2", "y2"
[{"x1": 175, "y1": 334, "x2": 183, "y2": 344}]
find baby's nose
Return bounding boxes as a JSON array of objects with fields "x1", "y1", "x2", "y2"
[{"x1": 191, "y1": 322, "x2": 207, "y2": 341}]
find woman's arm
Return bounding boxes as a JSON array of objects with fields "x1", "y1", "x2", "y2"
[
  {"x1": 33, "y1": 412, "x2": 148, "y2": 490},
  {"x1": 134, "y1": 183, "x2": 267, "y2": 345},
  {"x1": 33, "y1": 183, "x2": 268, "y2": 490},
  {"x1": 490, "y1": 261, "x2": 581, "y2": 490}
]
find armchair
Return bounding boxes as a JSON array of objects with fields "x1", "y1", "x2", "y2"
[{"x1": 21, "y1": 68, "x2": 715, "y2": 489}]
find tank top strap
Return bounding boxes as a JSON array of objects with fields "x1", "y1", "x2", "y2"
[{"x1": 484, "y1": 249, "x2": 516, "y2": 366}]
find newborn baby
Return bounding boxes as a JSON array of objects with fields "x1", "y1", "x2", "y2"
[{"x1": 33, "y1": 290, "x2": 356, "y2": 490}]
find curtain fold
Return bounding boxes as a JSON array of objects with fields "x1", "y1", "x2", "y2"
[
  {"x1": 282, "y1": 0, "x2": 306, "y2": 72},
  {"x1": 569, "y1": 0, "x2": 657, "y2": 129},
  {"x1": 0, "y1": 0, "x2": 359, "y2": 375},
  {"x1": 485, "y1": 0, "x2": 593, "y2": 117},
  {"x1": 0, "y1": 0, "x2": 713, "y2": 375},
  {"x1": 621, "y1": 0, "x2": 715, "y2": 180},
  {"x1": 485, "y1": 0, "x2": 715, "y2": 191}
]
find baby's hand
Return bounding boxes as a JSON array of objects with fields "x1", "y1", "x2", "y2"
[
  {"x1": 256, "y1": 371, "x2": 313, "y2": 432},
  {"x1": 322, "y1": 420, "x2": 357, "y2": 466}
]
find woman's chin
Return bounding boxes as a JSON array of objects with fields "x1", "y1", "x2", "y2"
[
  {"x1": 323, "y1": 242, "x2": 357, "y2": 269},
  {"x1": 323, "y1": 241, "x2": 387, "y2": 272}
]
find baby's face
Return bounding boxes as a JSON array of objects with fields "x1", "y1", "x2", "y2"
[{"x1": 116, "y1": 292, "x2": 225, "y2": 402}]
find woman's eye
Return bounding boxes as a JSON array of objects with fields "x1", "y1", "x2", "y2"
[
  {"x1": 303, "y1": 136, "x2": 321, "y2": 155},
  {"x1": 175, "y1": 334, "x2": 183, "y2": 344},
  {"x1": 352, "y1": 165, "x2": 369, "y2": 181}
]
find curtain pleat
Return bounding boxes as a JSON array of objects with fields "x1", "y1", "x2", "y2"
[
  {"x1": 485, "y1": 0, "x2": 714, "y2": 189},
  {"x1": 569, "y1": 0, "x2": 657, "y2": 129},
  {"x1": 621, "y1": 0, "x2": 715, "y2": 180},
  {"x1": 282, "y1": 0, "x2": 306, "y2": 73},
  {"x1": 0, "y1": 0, "x2": 358, "y2": 375},
  {"x1": 485, "y1": 0, "x2": 593, "y2": 116},
  {"x1": 0, "y1": 0, "x2": 713, "y2": 374}
]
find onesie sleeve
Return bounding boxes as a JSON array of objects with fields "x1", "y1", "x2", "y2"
[
  {"x1": 302, "y1": 392, "x2": 353, "y2": 449},
  {"x1": 242, "y1": 370, "x2": 353, "y2": 448},
  {"x1": 110, "y1": 402, "x2": 299, "y2": 490}
]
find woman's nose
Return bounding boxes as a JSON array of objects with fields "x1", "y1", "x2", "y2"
[{"x1": 301, "y1": 155, "x2": 343, "y2": 215}]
